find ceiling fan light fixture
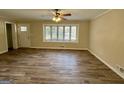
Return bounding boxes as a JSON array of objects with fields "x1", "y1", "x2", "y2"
[
  {"x1": 57, "y1": 17, "x2": 61, "y2": 21},
  {"x1": 52, "y1": 17, "x2": 61, "y2": 22},
  {"x1": 52, "y1": 17, "x2": 56, "y2": 21},
  {"x1": 51, "y1": 9, "x2": 71, "y2": 22}
]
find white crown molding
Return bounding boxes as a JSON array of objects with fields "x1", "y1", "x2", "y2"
[{"x1": 92, "y1": 9, "x2": 113, "y2": 20}]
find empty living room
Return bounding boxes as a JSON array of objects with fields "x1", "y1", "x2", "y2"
[{"x1": 0, "y1": 9, "x2": 124, "y2": 84}]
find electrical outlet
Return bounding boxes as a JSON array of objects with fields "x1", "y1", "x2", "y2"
[
  {"x1": 117, "y1": 65, "x2": 124, "y2": 73},
  {"x1": 120, "y1": 67, "x2": 124, "y2": 73}
]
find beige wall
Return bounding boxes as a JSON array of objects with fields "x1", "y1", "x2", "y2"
[
  {"x1": 17, "y1": 20, "x2": 89, "y2": 49},
  {"x1": 89, "y1": 10, "x2": 124, "y2": 78},
  {"x1": 0, "y1": 17, "x2": 17, "y2": 54},
  {"x1": 0, "y1": 18, "x2": 8, "y2": 54},
  {"x1": 1, "y1": 10, "x2": 124, "y2": 78}
]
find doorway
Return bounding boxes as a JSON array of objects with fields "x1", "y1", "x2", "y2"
[
  {"x1": 18, "y1": 24, "x2": 30, "y2": 48},
  {"x1": 6, "y1": 23, "x2": 13, "y2": 50}
]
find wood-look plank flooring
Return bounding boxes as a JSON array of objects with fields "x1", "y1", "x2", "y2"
[{"x1": 0, "y1": 48, "x2": 123, "y2": 84}]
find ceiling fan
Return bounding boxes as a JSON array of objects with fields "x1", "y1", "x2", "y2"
[{"x1": 51, "y1": 9, "x2": 72, "y2": 22}]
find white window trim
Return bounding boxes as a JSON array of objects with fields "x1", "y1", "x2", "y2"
[
  {"x1": 43, "y1": 24, "x2": 79, "y2": 43},
  {"x1": 20, "y1": 26, "x2": 28, "y2": 32}
]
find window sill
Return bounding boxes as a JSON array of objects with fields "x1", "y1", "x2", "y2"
[{"x1": 43, "y1": 40, "x2": 78, "y2": 43}]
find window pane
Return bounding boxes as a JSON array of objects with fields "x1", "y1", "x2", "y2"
[
  {"x1": 44, "y1": 25, "x2": 78, "y2": 42},
  {"x1": 71, "y1": 26, "x2": 77, "y2": 40},
  {"x1": 20, "y1": 26, "x2": 27, "y2": 31},
  {"x1": 51, "y1": 26, "x2": 57, "y2": 40},
  {"x1": 45, "y1": 26, "x2": 51, "y2": 40},
  {"x1": 58, "y1": 26, "x2": 63, "y2": 40},
  {"x1": 64, "y1": 26, "x2": 70, "y2": 41}
]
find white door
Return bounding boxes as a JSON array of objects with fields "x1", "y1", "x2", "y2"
[{"x1": 18, "y1": 24, "x2": 30, "y2": 47}]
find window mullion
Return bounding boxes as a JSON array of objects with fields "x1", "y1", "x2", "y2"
[
  {"x1": 57, "y1": 26, "x2": 59, "y2": 41},
  {"x1": 44, "y1": 26, "x2": 46, "y2": 40},
  {"x1": 50, "y1": 26, "x2": 52, "y2": 40},
  {"x1": 69, "y1": 26, "x2": 71, "y2": 41},
  {"x1": 63, "y1": 26, "x2": 65, "y2": 41}
]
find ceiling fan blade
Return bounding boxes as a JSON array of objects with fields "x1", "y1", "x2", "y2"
[
  {"x1": 52, "y1": 12, "x2": 56, "y2": 16},
  {"x1": 60, "y1": 17, "x2": 67, "y2": 20},
  {"x1": 61, "y1": 13, "x2": 71, "y2": 16},
  {"x1": 49, "y1": 9, "x2": 56, "y2": 16}
]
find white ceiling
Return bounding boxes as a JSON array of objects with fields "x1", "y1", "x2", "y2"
[{"x1": 0, "y1": 9, "x2": 108, "y2": 21}]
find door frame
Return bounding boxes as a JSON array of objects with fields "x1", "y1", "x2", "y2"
[
  {"x1": 4, "y1": 21, "x2": 18, "y2": 50},
  {"x1": 17, "y1": 24, "x2": 31, "y2": 48}
]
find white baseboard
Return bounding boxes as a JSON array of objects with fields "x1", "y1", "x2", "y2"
[
  {"x1": 30, "y1": 47, "x2": 88, "y2": 50},
  {"x1": 88, "y1": 49, "x2": 124, "y2": 79},
  {"x1": 0, "y1": 49, "x2": 8, "y2": 54}
]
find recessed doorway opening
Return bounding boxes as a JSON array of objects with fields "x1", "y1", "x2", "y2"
[{"x1": 6, "y1": 23, "x2": 13, "y2": 50}]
